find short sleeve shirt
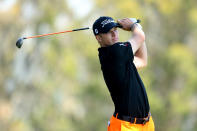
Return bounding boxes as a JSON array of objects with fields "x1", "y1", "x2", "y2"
[{"x1": 98, "y1": 42, "x2": 150, "y2": 118}]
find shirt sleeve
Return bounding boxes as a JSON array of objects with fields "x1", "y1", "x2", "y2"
[{"x1": 109, "y1": 42, "x2": 133, "y2": 64}]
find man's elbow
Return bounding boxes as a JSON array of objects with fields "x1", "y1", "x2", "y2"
[
  {"x1": 139, "y1": 61, "x2": 147, "y2": 69},
  {"x1": 135, "y1": 59, "x2": 148, "y2": 69}
]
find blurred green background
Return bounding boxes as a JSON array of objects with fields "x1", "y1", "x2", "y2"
[{"x1": 0, "y1": 0, "x2": 197, "y2": 130}]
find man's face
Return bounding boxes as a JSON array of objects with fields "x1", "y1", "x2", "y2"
[{"x1": 96, "y1": 27, "x2": 119, "y2": 47}]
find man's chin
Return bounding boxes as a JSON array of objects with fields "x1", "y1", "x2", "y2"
[{"x1": 113, "y1": 39, "x2": 119, "y2": 43}]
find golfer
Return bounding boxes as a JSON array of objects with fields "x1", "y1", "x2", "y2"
[{"x1": 93, "y1": 16, "x2": 155, "y2": 131}]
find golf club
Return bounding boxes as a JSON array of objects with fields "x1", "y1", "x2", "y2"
[
  {"x1": 116, "y1": 19, "x2": 141, "y2": 28},
  {"x1": 16, "y1": 19, "x2": 140, "y2": 49},
  {"x1": 16, "y1": 27, "x2": 90, "y2": 48}
]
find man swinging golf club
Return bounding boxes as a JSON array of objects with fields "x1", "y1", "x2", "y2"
[{"x1": 93, "y1": 16, "x2": 155, "y2": 131}]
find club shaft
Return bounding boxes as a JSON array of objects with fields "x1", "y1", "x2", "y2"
[
  {"x1": 25, "y1": 27, "x2": 89, "y2": 39},
  {"x1": 72, "y1": 27, "x2": 90, "y2": 31}
]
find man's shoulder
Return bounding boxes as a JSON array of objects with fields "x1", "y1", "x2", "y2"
[
  {"x1": 98, "y1": 41, "x2": 132, "y2": 60},
  {"x1": 117, "y1": 42, "x2": 130, "y2": 47}
]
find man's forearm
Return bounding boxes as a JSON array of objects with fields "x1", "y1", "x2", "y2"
[
  {"x1": 133, "y1": 41, "x2": 148, "y2": 69},
  {"x1": 117, "y1": 18, "x2": 145, "y2": 54},
  {"x1": 128, "y1": 24, "x2": 145, "y2": 54}
]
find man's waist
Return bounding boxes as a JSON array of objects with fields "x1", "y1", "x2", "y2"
[
  {"x1": 113, "y1": 112, "x2": 151, "y2": 124},
  {"x1": 114, "y1": 108, "x2": 149, "y2": 117},
  {"x1": 114, "y1": 104, "x2": 150, "y2": 118}
]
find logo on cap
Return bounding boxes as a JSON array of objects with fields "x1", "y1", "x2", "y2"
[
  {"x1": 95, "y1": 29, "x2": 98, "y2": 34},
  {"x1": 101, "y1": 19, "x2": 115, "y2": 28}
]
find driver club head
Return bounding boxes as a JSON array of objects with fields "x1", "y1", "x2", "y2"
[{"x1": 16, "y1": 37, "x2": 26, "y2": 48}]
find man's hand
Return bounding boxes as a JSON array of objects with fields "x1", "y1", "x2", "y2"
[{"x1": 117, "y1": 18, "x2": 134, "y2": 31}]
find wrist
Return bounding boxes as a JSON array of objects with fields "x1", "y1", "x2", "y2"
[{"x1": 130, "y1": 23, "x2": 137, "y2": 31}]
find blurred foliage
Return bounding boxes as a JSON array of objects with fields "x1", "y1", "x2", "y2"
[{"x1": 0, "y1": 0, "x2": 197, "y2": 131}]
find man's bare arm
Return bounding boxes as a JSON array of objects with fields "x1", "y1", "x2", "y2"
[
  {"x1": 133, "y1": 41, "x2": 147, "y2": 69},
  {"x1": 117, "y1": 18, "x2": 147, "y2": 69},
  {"x1": 128, "y1": 26, "x2": 145, "y2": 54},
  {"x1": 117, "y1": 18, "x2": 145, "y2": 54}
]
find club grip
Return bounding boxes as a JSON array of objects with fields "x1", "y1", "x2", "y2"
[{"x1": 116, "y1": 19, "x2": 141, "y2": 28}]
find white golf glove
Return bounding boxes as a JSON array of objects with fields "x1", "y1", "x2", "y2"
[{"x1": 129, "y1": 18, "x2": 142, "y2": 29}]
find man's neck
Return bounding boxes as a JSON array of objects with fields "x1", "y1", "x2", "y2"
[{"x1": 100, "y1": 42, "x2": 116, "y2": 47}]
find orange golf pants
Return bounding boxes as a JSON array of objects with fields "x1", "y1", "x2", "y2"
[{"x1": 107, "y1": 115, "x2": 155, "y2": 131}]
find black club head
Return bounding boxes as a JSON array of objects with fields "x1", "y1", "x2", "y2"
[{"x1": 16, "y1": 37, "x2": 25, "y2": 48}]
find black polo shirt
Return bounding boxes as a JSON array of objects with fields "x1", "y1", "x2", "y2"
[{"x1": 98, "y1": 42, "x2": 150, "y2": 118}]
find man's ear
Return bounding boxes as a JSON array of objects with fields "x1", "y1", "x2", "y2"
[{"x1": 95, "y1": 35, "x2": 102, "y2": 42}]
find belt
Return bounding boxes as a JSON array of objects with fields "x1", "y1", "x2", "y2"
[{"x1": 113, "y1": 112, "x2": 151, "y2": 124}]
